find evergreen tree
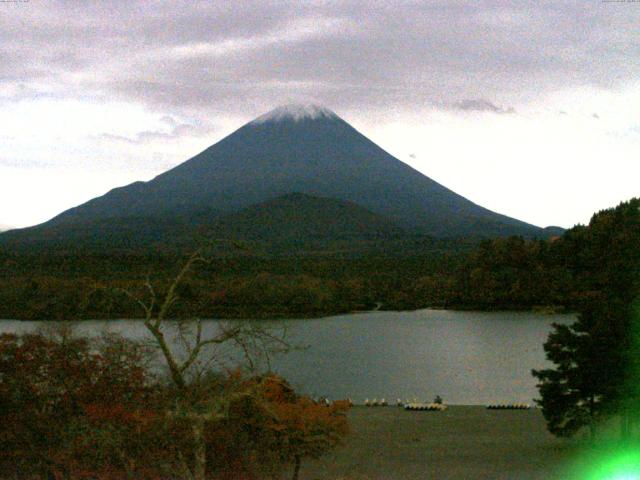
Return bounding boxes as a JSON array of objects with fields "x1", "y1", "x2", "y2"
[{"x1": 533, "y1": 198, "x2": 640, "y2": 438}]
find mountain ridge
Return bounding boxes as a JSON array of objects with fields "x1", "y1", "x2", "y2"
[
  {"x1": 0, "y1": 193, "x2": 410, "y2": 253},
  {"x1": 0, "y1": 104, "x2": 558, "y2": 250}
]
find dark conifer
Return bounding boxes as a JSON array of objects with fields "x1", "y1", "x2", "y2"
[{"x1": 533, "y1": 198, "x2": 640, "y2": 439}]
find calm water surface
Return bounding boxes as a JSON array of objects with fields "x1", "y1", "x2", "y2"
[{"x1": 0, "y1": 309, "x2": 573, "y2": 405}]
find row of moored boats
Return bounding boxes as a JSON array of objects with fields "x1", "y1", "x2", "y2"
[
  {"x1": 363, "y1": 398, "x2": 448, "y2": 411},
  {"x1": 319, "y1": 398, "x2": 533, "y2": 411},
  {"x1": 486, "y1": 404, "x2": 531, "y2": 410}
]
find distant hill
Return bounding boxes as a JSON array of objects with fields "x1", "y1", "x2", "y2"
[
  {"x1": 0, "y1": 193, "x2": 407, "y2": 253},
  {"x1": 543, "y1": 226, "x2": 565, "y2": 237},
  {"x1": 0, "y1": 104, "x2": 559, "y2": 252},
  {"x1": 0, "y1": 214, "x2": 192, "y2": 252},
  {"x1": 207, "y1": 192, "x2": 406, "y2": 242}
]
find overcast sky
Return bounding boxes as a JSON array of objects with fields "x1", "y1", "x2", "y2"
[{"x1": 1, "y1": 1, "x2": 639, "y2": 230}]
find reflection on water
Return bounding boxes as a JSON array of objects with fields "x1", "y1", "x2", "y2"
[{"x1": 0, "y1": 309, "x2": 573, "y2": 405}]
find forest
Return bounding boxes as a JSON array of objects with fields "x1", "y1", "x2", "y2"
[{"x1": 0, "y1": 199, "x2": 636, "y2": 320}]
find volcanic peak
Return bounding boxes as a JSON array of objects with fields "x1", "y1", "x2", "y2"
[{"x1": 251, "y1": 103, "x2": 338, "y2": 124}]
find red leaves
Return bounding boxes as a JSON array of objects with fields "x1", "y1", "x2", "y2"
[
  {"x1": 209, "y1": 289, "x2": 228, "y2": 303},
  {"x1": 253, "y1": 374, "x2": 350, "y2": 457},
  {"x1": 83, "y1": 403, "x2": 157, "y2": 427},
  {"x1": 1, "y1": 334, "x2": 352, "y2": 479},
  {"x1": 0, "y1": 331, "x2": 161, "y2": 479}
]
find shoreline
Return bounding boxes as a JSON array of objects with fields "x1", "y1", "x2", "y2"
[{"x1": 0, "y1": 305, "x2": 572, "y2": 322}]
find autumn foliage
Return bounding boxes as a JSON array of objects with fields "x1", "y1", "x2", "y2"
[
  {"x1": 0, "y1": 330, "x2": 164, "y2": 479},
  {"x1": 205, "y1": 374, "x2": 350, "y2": 479},
  {"x1": 0, "y1": 330, "x2": 350, "y2": 479}
]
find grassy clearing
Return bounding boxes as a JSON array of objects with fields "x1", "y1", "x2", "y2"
[{"x1": 301, "y1": 406, "x2": 581, "y2": 480}]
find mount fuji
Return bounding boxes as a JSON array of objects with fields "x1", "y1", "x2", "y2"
[{"x1": 0, "y1": 104, "x2": 554, "y2": 251}]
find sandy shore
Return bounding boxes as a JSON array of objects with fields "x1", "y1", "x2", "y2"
[{"x1": 301, "y1": 405, "x2": 577, "y2": 480}]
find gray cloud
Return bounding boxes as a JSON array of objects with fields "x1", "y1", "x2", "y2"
[
  {"x1": 0, "y1": 157, "x2": 54, "y2": 168},
  {"x1": 453, "y1": 99, "x2": 515, "y2": 114},
  {"x1": 97, "y1": 122, "x2": 215, "y2": 145},
  {"x1": 1, "y1": 1, "x2": 638, "y2": 121}
]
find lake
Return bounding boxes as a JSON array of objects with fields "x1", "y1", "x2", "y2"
[{"x1": 0, "y1": 309, "x2": 573, "y2": 405}]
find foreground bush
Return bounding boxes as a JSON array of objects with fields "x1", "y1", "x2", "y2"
[{"x1": 0, "y1": 330, "x2": 349, "y2": 479}]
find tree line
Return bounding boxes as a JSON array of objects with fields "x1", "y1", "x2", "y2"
[
  {"x1": 0, "y1": 238, "x2": 571, "y2": 320},
  {"x1": 0, "y1": 201, "x2": 636, "y2": 321}
]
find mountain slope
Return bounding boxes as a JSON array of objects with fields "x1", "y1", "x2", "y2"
[
  {"x1": 0, "y1": 193, "x2": 407, "y2": 252},
  {"x1": 1, "y1": 104, "x2": 552, "y2": 248}
]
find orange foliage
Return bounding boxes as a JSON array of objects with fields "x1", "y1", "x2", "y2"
[{"x1": 0, "y1": 334, "x2": 350, "y2": 480}]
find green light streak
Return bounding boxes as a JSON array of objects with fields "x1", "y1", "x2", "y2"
[{"x1": 566, "y1": 446, "x2": 640, "y2": 480}]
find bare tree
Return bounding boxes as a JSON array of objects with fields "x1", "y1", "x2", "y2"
[{"x1": 121, "y1": 250, "x2": 290, "y2": 480}]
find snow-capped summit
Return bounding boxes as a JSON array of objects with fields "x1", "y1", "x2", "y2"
[
  {"x1": 5, "y1": 100, "x2": 549, "y2": 245},
  {"x1": 252, "y1": 103, "x2": 338, "y2": 124}
]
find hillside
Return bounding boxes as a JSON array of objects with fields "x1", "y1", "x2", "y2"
[
  {"x1": 0, "y1": 193, "x2": 410, "y2": 253},
  {"x1": 205, "y1": 192, "x2": 406, "y2": 242}
]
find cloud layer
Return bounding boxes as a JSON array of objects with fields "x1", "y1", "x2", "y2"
[{"x1": 2, "y1": 1, "x2": 638, "y2": 118}]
